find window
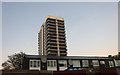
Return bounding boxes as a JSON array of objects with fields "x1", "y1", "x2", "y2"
[
  {"x1": 72, "y1": 60, "x2": 81, "y2": 67},
  {"x1": 108, "y1": 61, "x2": 114, "y2": 67},
  {"x1": 115, "y1": 60, "x2": 120, "y2": 67},
  {"x1": 47, "y1": 60, "x2": 57, "y2": 71},
  {"x1": 100, "y1": 61, "x2": 105, "y2": 64},
  {"x1": 59, "y1": 60, "x2": 67, "y2": 70},
  {"x1": 30, "y1": 61, "x2": 32, "y2": 67},
  {"x1": 82, "y1": 60, "x2": 89, "y2": 67},
  {"x1": 92, "y1": 60, "x2": 99, "y2": 67},
  {"x1": 37, "y1": 61, "x2": 40, "y2": 67},
  {"x1": 34, "y1": 61, "x2": 36, "y2": 67},
  {"x1": 100, "y1": 60, "x2": 106, "y2": 67},
  {"x1": 29, "y1": 60, "x2": 40, "y2": 70},
  {"x1": 47, "y1": 60, "x2": 56, "y2": 67}
]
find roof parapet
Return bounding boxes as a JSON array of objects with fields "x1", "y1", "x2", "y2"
[{"x1": 45, "y1": 15, "x2": 64, "y2": 21}]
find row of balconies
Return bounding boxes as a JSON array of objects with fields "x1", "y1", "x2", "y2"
[
  {"x1": 46, "y1": 33, "x2": 65, "y2": 37},
  {"x1": 47, "y1": 50, "x2": 67, "y2": 53},
  {"x1": 46, "y1": 46, "x2": 67, "y2": 50},
  {"x1": 46, "y1": 37, "x2": 65, "y2": 41},
  {"x1": 46, "y1": 25, "x2": 64, "y2": 31},
  {"x1": 47, "y1": 45, "x2": 66, "y2": 48},
  {"x1": 46, "y1": 35, "x2": 65, "y2": 39},
  {"x1": 46, "y1": 18, "x2": 64, "y2": 22},
  {"x1": 46, "y1": 18, "x2": 64, "y2": 23},
  {"x1": 46, "y1": 31, "x2": 65, "y2": 36},
  {"x1": 46, "y1": 51, "x2": 67, "y2": 56},
  {"x1": 46, "y1": 35, "x2": 65, "y2": 40},
  {"x1": 46, "y1": 21, "x2": 64, "y2": 26},
  {"x1": 46, "y1": 27, "x2": 65, "y2": 33},
  {"x1": 47, "y1": 51, "x2": 67, "y2": 56},
  {"x1": 46, "y1": 22, "x2": 64, "y2": 27},
  {"x1": 46, "y1": 42, "x2": 66, "y2": 46},
  {"x1": 46, "y1": 40, "x2": 66, "y2": 44},
  {"x1": 46, "y1": 18, "x2": 56, "y2": 21},
  {"x1": 47, "y1": 48, "x2": 67, "y2": 51},
  {"x1": 46, "y1": 21, "x2": 64, "y2": 25}
]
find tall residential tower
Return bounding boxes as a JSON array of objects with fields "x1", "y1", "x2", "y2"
[{"x1": 38, "y1": 16, "x2": 67, "y2": 56}]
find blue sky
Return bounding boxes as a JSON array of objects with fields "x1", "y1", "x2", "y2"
[{"x1": 2, "y1": 2, "x2": 118, "y2": 68}]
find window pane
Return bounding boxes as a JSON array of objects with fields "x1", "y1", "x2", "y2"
[
  {"x1": 92, "y1": 60, "x2": 99, "y2": 67},
  {"x1": 100, "y1": 60, "x2": 106, "y2": 67},
  {"x1": 54, "y1": 61, "x2": 56, "y2": 66},
  {"x1": 59, "y1": 60, "x2": 67, "y2": 70},
  {"x1": 51, "y1": 61, "x2": 53, "y2": 67},
  {"x1": 109, "y1": 61, "x2": 114, "y2": 67},
  {"x1": 47, "y1": 60, "x2": 57, "y2": 71},
  {"x1": 34, "y1": 61, "x2": 36, "y2": 67},
  {"x1": 47, "y1": 60, "x2": 57, "y2": 67},
  {"x1": 115, "y1": 60, "x2": 120, "y2": 66},
  {"x1": 29, "y1": 60, "x2": 41, "y2": 70},
  {"x1": 37, "y1": 61, "x2": 40, "y2": 67},
  {"x1": 82, "y1": 60, "x2": 89, "y2": 67},
  {"x1": 72, "y1": 60, "x2": 80, "y2": 67},
  {"x1": 47, "y1": 61, "x2": 50, "y2": 67},
  {"x1": 30, "y1": 61, "x2": 32, "y2": 67}
]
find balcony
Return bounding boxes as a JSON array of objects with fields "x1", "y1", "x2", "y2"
[
  {"x1": 59, "y1": 33, "x2": 65, "y2": 36},
  {"x1": 58, "y1": 30, "x2": 65, "y2": 32},
  {"x1": 46, "y1": 33, "x2": 56, "y2": 37},
  {"x1": 58, "y1": 26, "x2": 64, "y2": 29},
  {"x1": 46, "y1": 31, "x2": 56, "y2": 36},
  {"x1": 57, "y1": 20, "x2": 64, "y2": 22},
  {"x1": 59, "y1": 38, "x2": 65, "y2": 41},
  {"x1": 47, "y1": 52, "x2": 58, "y2": 55},
  {"x1": 47, "y1": 20, "x2": 56, "y2": 23},
  {"x1": 46, "y1": 35, "x2": 57, "y2": 39},
  {"x1": 47, "y1": 22, "x2": 56, "y2": 26},
  {"x1": 59, "y1": 42, "x2": 66, "y2": 45},
  {"x1": 59, "y1": 46, "x2": 66, "y2": 48},
  {"x1": 46, "y1": 39, "x2": 57, "y2": 44},
  {"x1": 47, "y1": 44, "x2": 57, "y2": 48},
  {"x1": 60, "y1": 49, "x2": 67, "y2": 51},
  {"x1": 47, "y1": 48, "x2": 57, "y2": 51},
  {"x1": 46, "y1": 37, "x2": 56, "y2": 41},
  {"x1": 47, "y1": 28, "x2": 56, "y2": 31},
  {"x1": 58, "y1": 22, "x2": 64, "y2": 25},
  {"x1": 47, "y1": 25, "x2": 56, "y2": 29},
  {"x1": 47, "y1": 40, "x2": 57, "y2": 43},
  {"x1": 46, "y1": 36, "x2": 57, "y2": 40},
  {"x1": 59, "y1": 47, "x2": 66, "y2": 50},
  {"x1": 46, "y1": 18, "x2": 56, "y2": 21}
]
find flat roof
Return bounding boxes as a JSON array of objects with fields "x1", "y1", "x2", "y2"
[
  {"x1": 45, "y1": 15, "x2": 64, "y2": 21},
  {"x1": 25, "y1": 55, "x2": 113, "y2": 60}
]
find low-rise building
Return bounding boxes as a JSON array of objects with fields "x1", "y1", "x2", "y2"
[{"x1": 22, "y1": 55, "x2": 120, "y2": 71}]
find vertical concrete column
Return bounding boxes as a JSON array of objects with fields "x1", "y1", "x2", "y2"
[{"x1": 56, "y1": 19, "x2": 60, "y2": 56}]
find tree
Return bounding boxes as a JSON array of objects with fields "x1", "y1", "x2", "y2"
[{"x1": 2, "y1": 52, "x2": 25, "y2": 70}]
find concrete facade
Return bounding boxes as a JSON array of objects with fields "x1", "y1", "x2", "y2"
[{"x1": 38, "y1": 16, "x2": 67, "y2": 56}]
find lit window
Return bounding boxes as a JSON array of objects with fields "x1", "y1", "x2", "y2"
[{"x1": 82, "y1": 60, "x2": 89, "y2": 67}]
